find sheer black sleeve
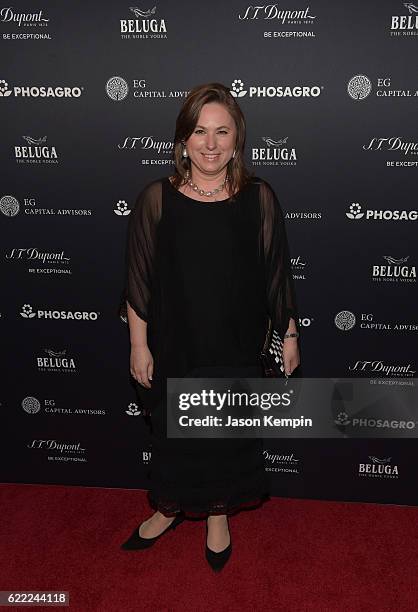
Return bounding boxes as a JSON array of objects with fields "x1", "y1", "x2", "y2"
[
  {"x1": 259, "y1": 179, "x2": 300, "y2": 340},
  {"x1": 119, "y1": 180, "x2": 162, "y2": 322}
]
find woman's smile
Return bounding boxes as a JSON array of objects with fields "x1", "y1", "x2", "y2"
[{"x1": 202, "y1": 153, "x2": 221, "y2": 161}]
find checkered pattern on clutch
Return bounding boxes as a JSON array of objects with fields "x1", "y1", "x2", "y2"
[{"x1": 259, "y1": 317, "x2": 286, "y2": 378}]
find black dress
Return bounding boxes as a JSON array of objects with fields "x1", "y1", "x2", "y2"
[{"x1": 120, "y1": 175, "x2": 299, "y2": 517}]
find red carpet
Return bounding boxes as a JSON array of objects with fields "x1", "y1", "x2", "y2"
[{"x1": 0, "y1": 483, "x2": 417, "y2": 611}]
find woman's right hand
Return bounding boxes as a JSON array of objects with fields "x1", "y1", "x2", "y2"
[{"x1": 130, "y1": 344, "x2": 154, "y2": 389}]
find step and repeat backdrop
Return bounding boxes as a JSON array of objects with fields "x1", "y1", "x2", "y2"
[{"x1": 1, "y1": 2, "x2": 417, "y2": 505}]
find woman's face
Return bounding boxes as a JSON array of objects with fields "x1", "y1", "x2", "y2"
[{"x1": 185, "y1": 102, "x2": 237, "y2": 177}]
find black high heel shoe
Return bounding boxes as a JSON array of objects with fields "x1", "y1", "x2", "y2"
[
  {"x1": 121, "y1": 512, "x2": 185, "y2": 550},
  {"x1": 205, "y1": 517, "x2": 232, "y2": 572}
]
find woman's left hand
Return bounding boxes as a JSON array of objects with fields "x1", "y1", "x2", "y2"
[{"x1": 283, "y1": 338, "x2": 300, "y2": 376}]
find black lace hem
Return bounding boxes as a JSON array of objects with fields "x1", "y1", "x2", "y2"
[{"x1": 147, "y1": 489, "x2": 270, "y2": 518}]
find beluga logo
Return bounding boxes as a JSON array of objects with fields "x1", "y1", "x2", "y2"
[
  {"x1": 372, "y1": 256, "x2": 416, "y2": 283},
  {"x1": 120, "y1": 5, "x2": 168, "y2": 38},
  {"x1": 359, "y1": 457, "x2": 399, "y2": 478},
  {"x1": 15, "y1": 136, "x2": 59, "y2": 164},
  {"x1": 252, "y1": 136, "x2": 297, "y2": 166},
  {"x1": 390, "y1": 2, "x2": 418, "y2": 34}
]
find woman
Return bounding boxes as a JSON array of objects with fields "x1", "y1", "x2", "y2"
[{"x1": 119, "y1": 82, "x2": 300, "y2": 571}]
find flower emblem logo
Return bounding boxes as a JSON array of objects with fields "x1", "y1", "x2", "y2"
[
  {"x1": 126, "y1": 402, "x2": 141, "y2": 416},
  {"x1": 0, "y1": 80, "x2": 12, "y2": 96},
  {"x1": 230, "y1": 79, "x2": 247, "y2": 97},
  {"x1": 21, "y1": 304, "x2": 37, "y2": 318},
  {"x1": 346, "y1": 202, "x2": 364, "y2": 220},
  {"x1": 334, "y1": 411, "x2": 350, "y2": 426},
  {"x1": 114, "y1": 200, "x2": 131, "y2": 216}
]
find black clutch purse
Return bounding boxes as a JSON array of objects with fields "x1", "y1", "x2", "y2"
[{"x1": 259, "y1": 317, "x2": 286, "y2": 378}]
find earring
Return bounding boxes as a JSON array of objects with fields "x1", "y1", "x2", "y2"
[
  {"x1": 232, "y1": 149, "x2": 236, "y2": 159},
  {"x1": 182, "y1": 146, "x2": 188, "y2": 158}
]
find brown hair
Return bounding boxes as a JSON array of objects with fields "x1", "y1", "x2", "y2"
[{"x1": 171, "y1": 82, "x2": 252, "y2": 198}]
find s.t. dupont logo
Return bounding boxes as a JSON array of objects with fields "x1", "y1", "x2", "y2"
[
  {"x1": 0, "y1": 7, "x2": 52, "y2": 40},
  {"x1": 238, "y1": 4, "x2": 315, "y2": 22}
]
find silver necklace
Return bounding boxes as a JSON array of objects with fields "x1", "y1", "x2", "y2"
[{"x1": 185, "y1": 170, "x2": 228, "y2": 198}]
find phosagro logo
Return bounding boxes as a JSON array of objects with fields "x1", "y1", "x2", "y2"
[
  {"x1": 230, "y1": 78, "x2": 322, "y2": 98},
  {"x1": 0, "y1": 79, "x2": 83, "y2": 98},
  {"x1": 346, "y1": 202, "x2": 418, "y2": 222},
  {"x1": 335, "y1": 412, "x2": 416, "y2": 431},
  {"x1": 20, "y1": 304, "x2": 100, "y2": 321}
]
